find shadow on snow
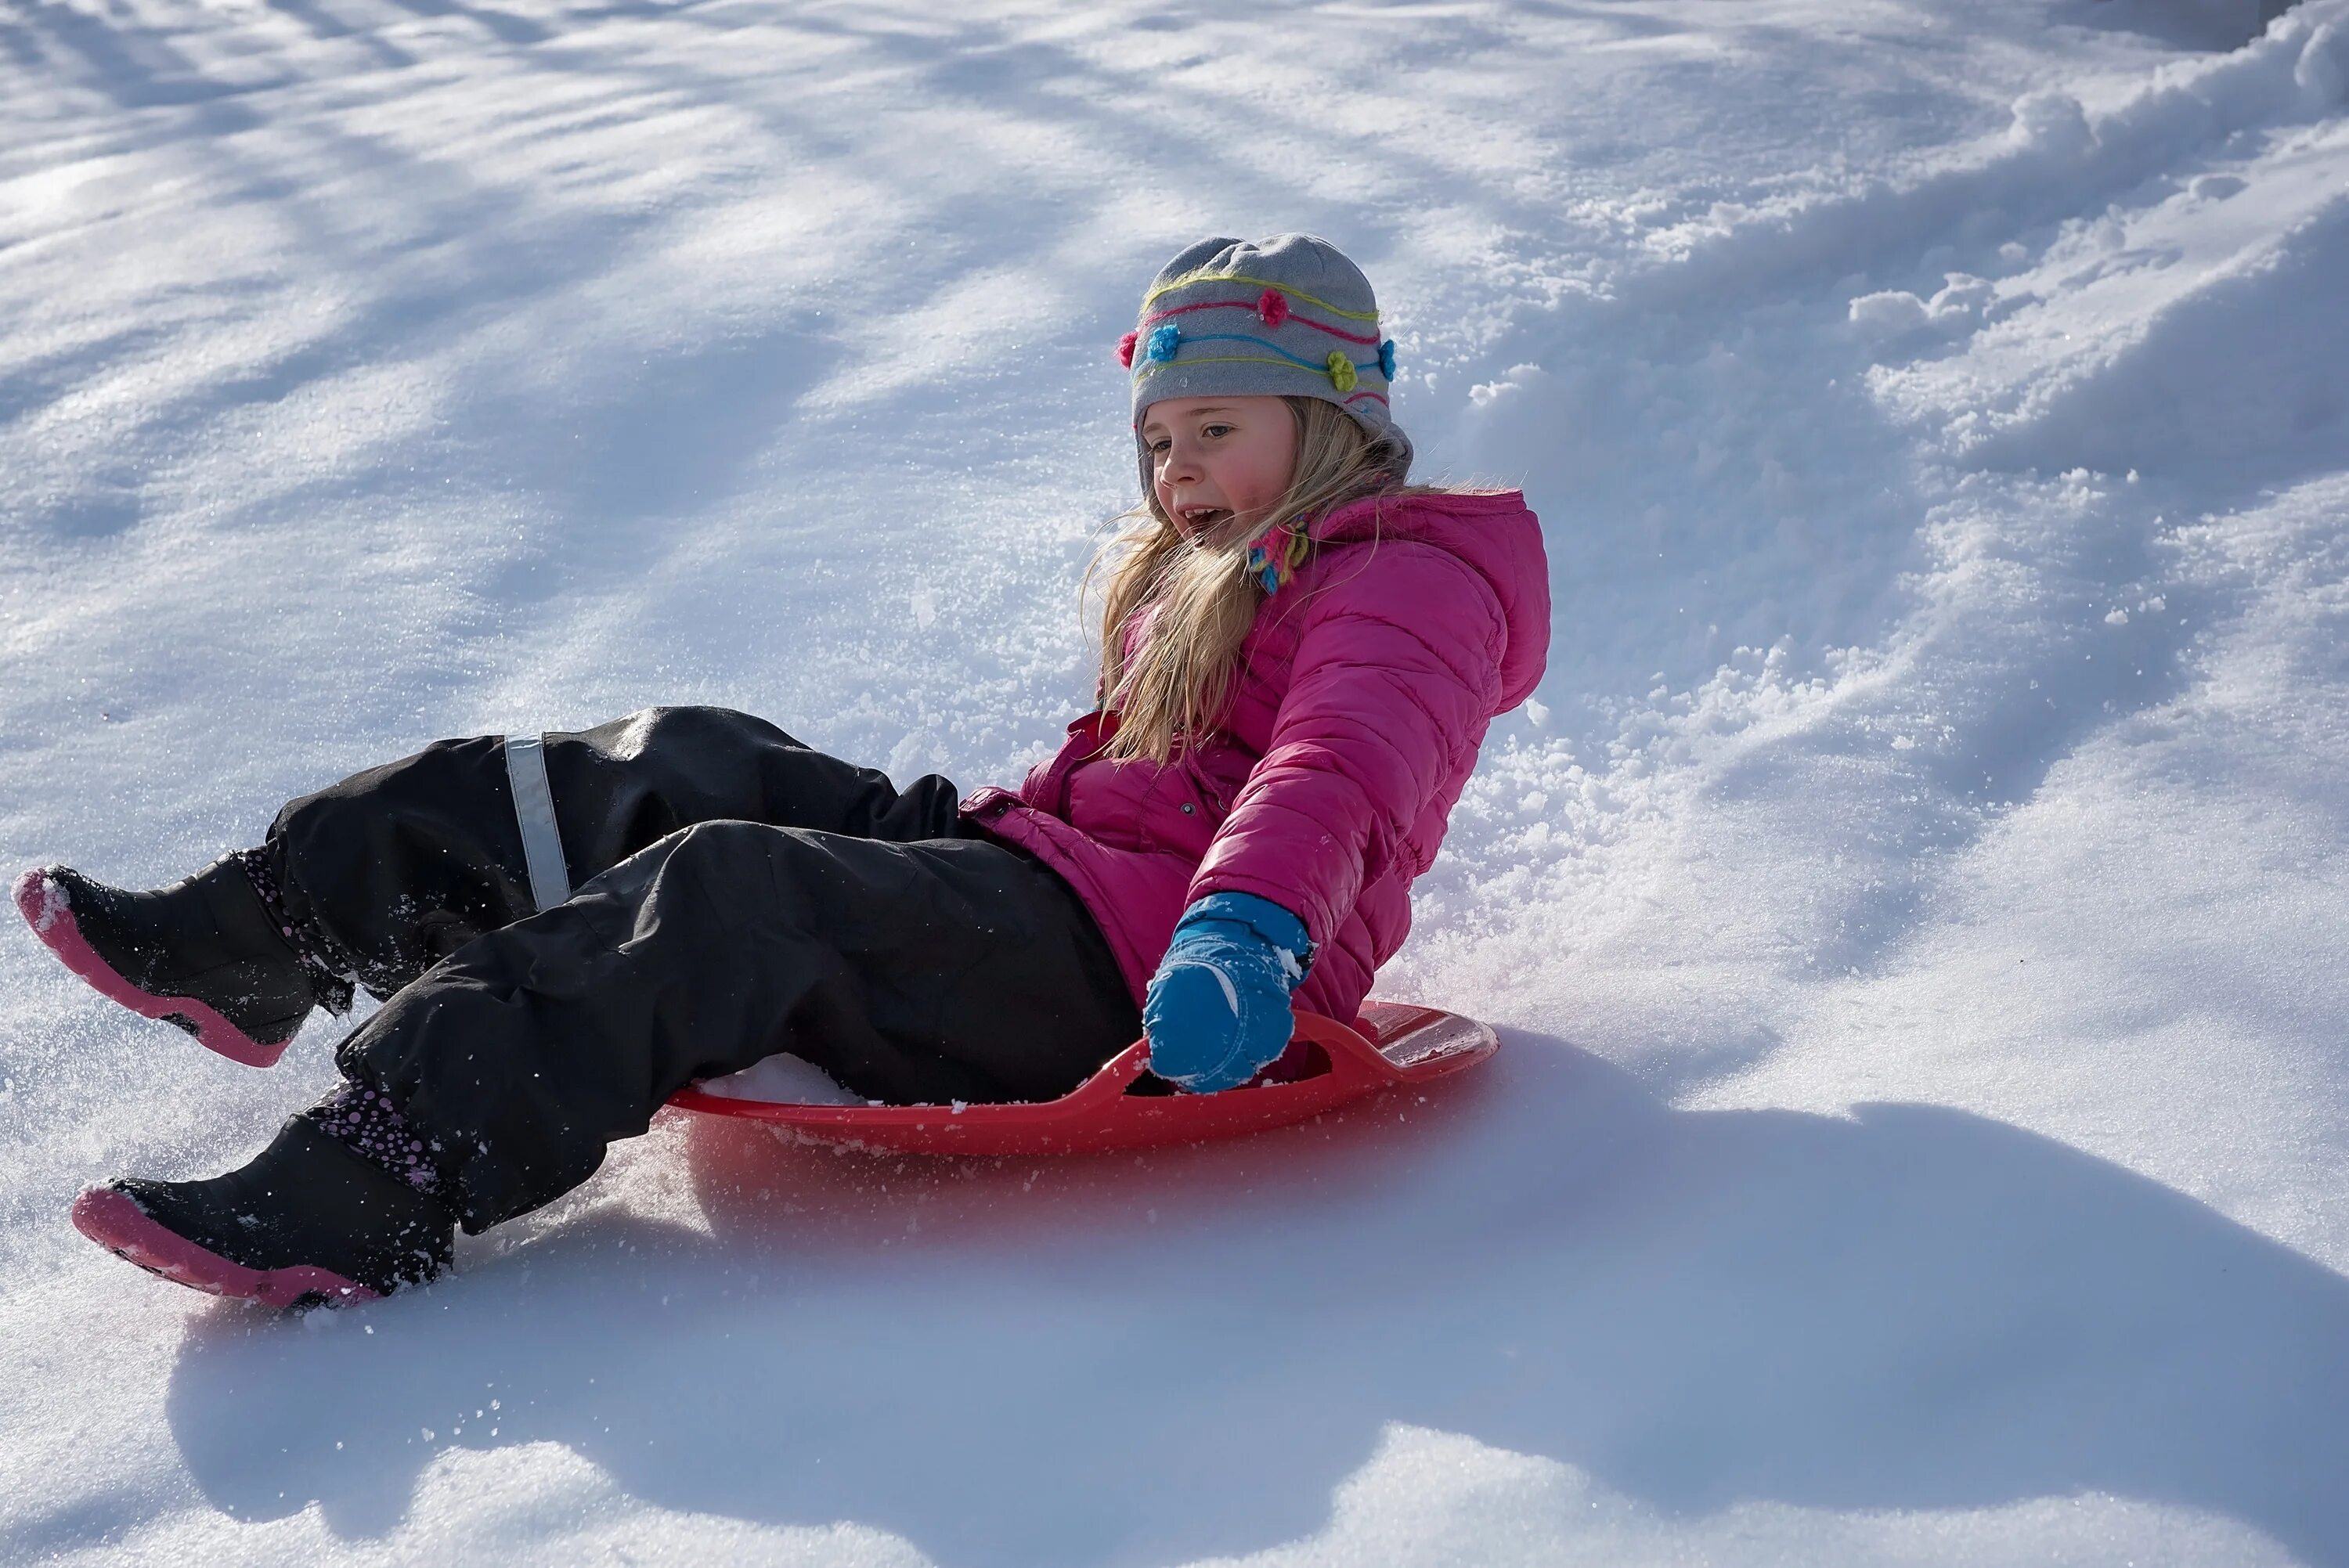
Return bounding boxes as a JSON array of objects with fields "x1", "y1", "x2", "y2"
[{"x1": 90, "y1": 1029, "x2": 2349, "y2": 1568}]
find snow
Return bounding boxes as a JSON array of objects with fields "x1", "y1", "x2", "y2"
[
  {"x1": 698, "y1": 1052, "x2": 865, "y2": 1107},
  {"x1": 2, "y1": 0, "x2": 2346, "y2": 1562}
]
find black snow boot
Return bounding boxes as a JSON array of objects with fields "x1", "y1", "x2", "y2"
[
  {"x1": 71, "y1": 1116, "x2": 456, "y2": 1307},
  {"x1": 14, "y1": 856, "x2": 323, "y2": 1067}
]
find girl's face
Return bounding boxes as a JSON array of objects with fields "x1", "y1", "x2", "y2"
[{"x1": 1140, "y1": 396, "x2": 1299, "y2": 543}]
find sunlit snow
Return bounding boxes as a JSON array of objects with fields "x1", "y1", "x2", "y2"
[{"x1": 3, "y1": 0, "x2": 2346, "y2": 1563}]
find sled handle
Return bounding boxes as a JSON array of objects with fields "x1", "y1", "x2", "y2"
[{"x1": 1080, "y1": 1010, "x2": 1402, "y2": 1104}]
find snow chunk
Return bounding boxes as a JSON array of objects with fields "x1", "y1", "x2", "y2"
[
  {"x1": 1468, "y1": 363, "x2": 1549, "y2": 406},
  {"x1": 695, "y1": 1052, "x2": 863, "y2": 1105},
  {"x1": 1849, "y1": 274, "x2": 1997, "y2": 347},
  {"x1": 19, "y1": 871, "x2": 64, "y2": 935},
  {"x1": 1848, "y1": 290, "x2": 1931, "y2": 336},
  {"x1": 2008, "y1": 89, "x2": 2093, "y2": 157},
  {"x1": 2298, "y1": 22, "x2": 2347, "y2": 110}
]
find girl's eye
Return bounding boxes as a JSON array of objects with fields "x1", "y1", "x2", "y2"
[{"x1": 1201, "y1": 424, "x2": 1232, "y2": 438}]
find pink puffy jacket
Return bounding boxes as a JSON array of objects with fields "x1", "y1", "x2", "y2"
[{"x1": 962, "y1": 488, "x2": 1549, "y2": 1026}]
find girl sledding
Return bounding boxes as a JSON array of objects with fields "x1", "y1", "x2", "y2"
[{"x1": 19, "y1": 232, "x2": 1549, "y2": 1307}]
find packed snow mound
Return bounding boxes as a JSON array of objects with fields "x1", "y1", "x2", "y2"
[
  {"x1": 698, "y1": 1052, "x2": 864, "y2": 1107},
  {"x1": 2, "y1": 0, "x2": 2346, "y2": 1565}
]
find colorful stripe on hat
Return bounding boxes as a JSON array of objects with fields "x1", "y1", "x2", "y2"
[
  {"x1": 1140, "y1": 292, "x2": 1384, "y2": 347},
  {"x1": 1142, "y1": 269, "x2": 1383, "y2": 322},
  {"x1": 1126, "y1": 328, "x2": 1395, "y2": 396}
]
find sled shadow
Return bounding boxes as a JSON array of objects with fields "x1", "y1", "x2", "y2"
[{"x1": 146, "y1": 1029, "x2": 2349, "y2": 1567}]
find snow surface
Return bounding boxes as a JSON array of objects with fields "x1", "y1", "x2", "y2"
[{"x1": 4, "y1": 0, "x2": 2348, "y2": 1562}]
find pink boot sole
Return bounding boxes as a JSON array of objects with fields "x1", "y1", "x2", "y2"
[
  {"x1": 70, "y1": 1187, "x2": 378, "y2": 1308},
  {"x1": 13, "y1": 867, "x2": 289, "y2": 1069}
]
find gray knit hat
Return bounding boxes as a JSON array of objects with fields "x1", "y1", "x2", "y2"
[{"x1": 1122, "y1": 233, "x2": 1411, "y2": 488}]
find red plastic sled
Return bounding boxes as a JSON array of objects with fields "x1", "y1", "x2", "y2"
[{"x1": 666, "y1": 1000, "x2": 1496, "y2": 1156}]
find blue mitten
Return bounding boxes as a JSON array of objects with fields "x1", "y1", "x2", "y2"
[{"x1": 1142, "y1": 892, "x2": 1312, "y2": 1093}]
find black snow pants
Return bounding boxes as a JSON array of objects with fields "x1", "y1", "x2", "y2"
[{"x1": 260, "y1": 706, "x2": 1140, "y2": 1231}]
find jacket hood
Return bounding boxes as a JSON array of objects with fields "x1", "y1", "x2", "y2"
[{"x1": 1308, "y1": 489, "x2": 1551, "y2": 711}]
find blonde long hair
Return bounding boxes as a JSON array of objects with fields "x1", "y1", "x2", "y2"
[{"x1": 1093, "y1": 396, "x2": 1414, "y2": 765}]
